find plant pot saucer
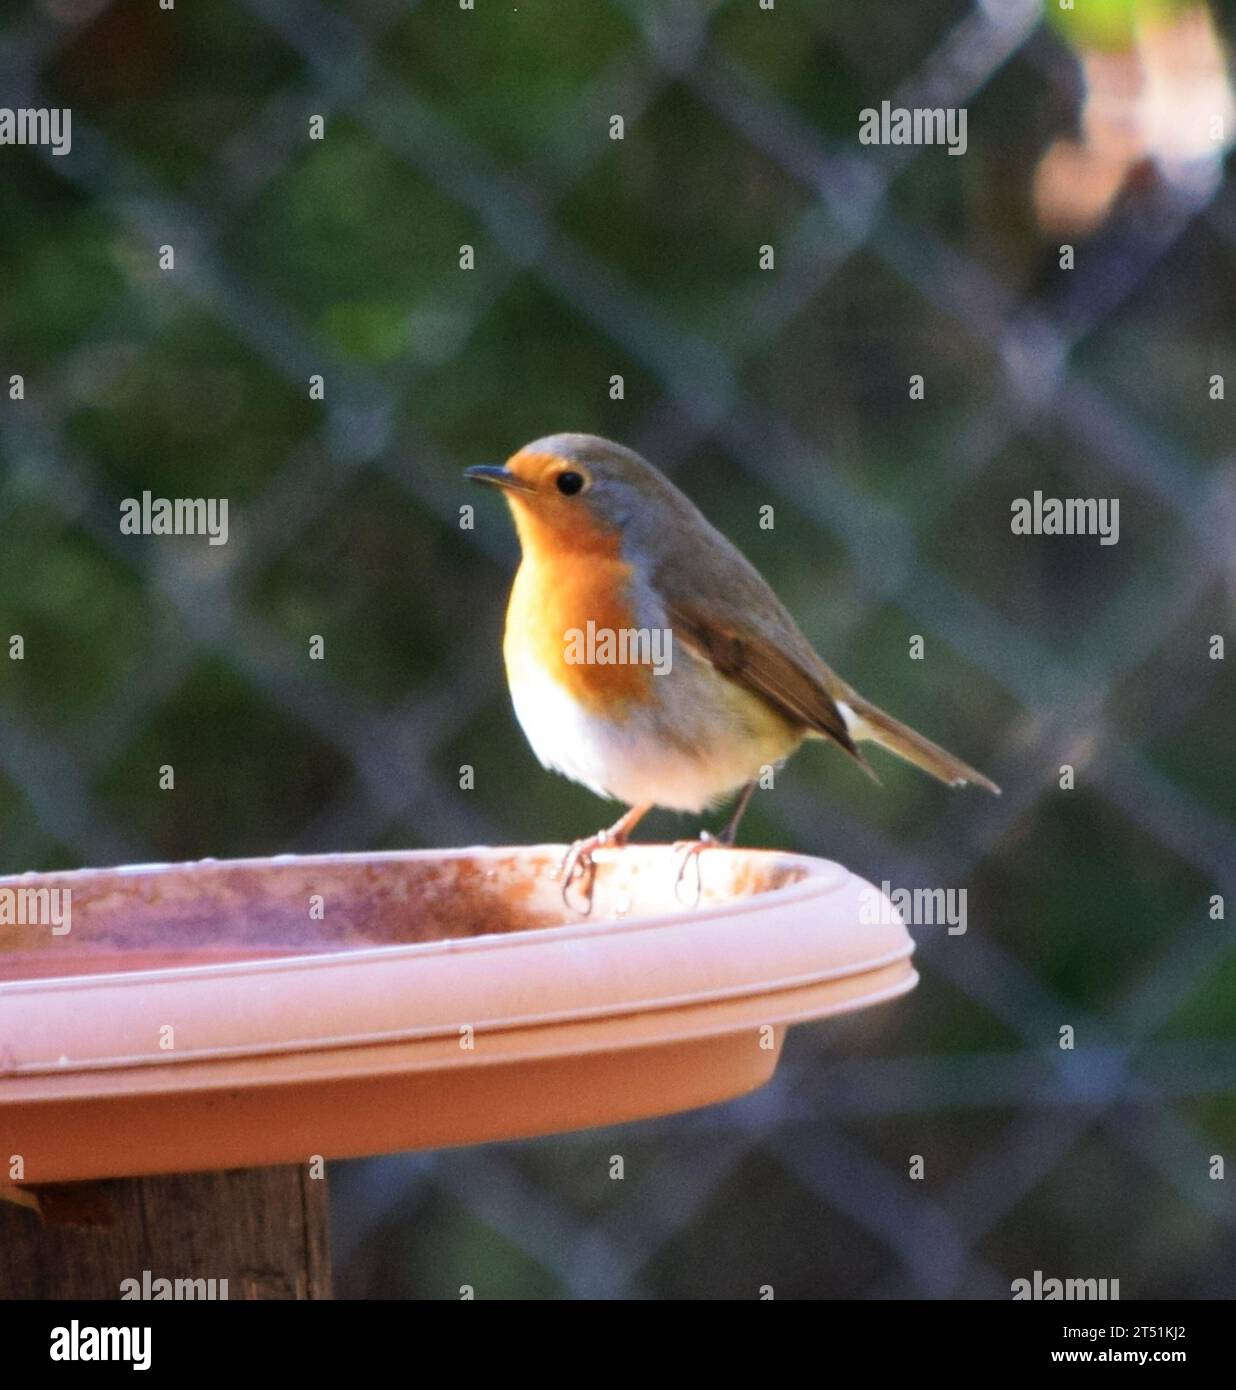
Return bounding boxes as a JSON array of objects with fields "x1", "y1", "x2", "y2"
[{"x1": 0, "y1": 845, "x2": 915, "y2": 1183}]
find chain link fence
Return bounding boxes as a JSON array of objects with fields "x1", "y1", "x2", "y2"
[{"x1": 1, "y1": 0, "x2": 1233, "y2": 1297}]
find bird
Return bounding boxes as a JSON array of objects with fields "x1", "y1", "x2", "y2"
[{"x1": 466, "y1": 433, "x2": 1000, "y2": 909}]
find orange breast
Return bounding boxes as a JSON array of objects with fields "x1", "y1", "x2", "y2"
[{"x1": 504, "y1": 547, "x2": 653, "y2": 716}]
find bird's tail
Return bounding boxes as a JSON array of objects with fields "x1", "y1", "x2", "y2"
[{"x1": 841, "y1": 694, "x2": 1001, "y2": 795}]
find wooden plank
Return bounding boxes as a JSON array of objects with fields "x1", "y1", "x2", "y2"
[{"x1": 0, "y1": 1165, "x2": 330, "y2": 1300}]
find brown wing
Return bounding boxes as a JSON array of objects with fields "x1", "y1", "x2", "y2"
[
  {"x1": 641, "y1": 474, "x2": 875, "y2": 775},
  {"x1": 665, "y1": 597, "x2": 871, "y2": 772}
]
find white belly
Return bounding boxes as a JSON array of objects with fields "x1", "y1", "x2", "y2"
[{"x1": 506, "y1": 643, "x2": 802, "y2": 814}]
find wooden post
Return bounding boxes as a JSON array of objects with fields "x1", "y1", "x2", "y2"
[{"x1": 0, "y1": 1166, "x2": 330, "y2": 1300}]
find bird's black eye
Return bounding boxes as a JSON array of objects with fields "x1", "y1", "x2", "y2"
[{"x1": 556, "y1": 470, "x2": 585, "y2": 496}]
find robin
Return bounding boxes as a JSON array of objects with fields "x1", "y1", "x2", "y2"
[{"x1": 467, "y1": 433, "x2": 999, "y2": 909}]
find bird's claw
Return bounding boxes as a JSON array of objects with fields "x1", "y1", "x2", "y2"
[
  {"x1": 672, "y1": 832, "x2": 717, "y2": 908},
  {"x1": 556, "y1": 833, "x2": 608, "y2": 914}
]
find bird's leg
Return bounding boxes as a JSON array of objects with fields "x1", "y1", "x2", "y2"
[
  {"x1": 673, "y1": 781, "x2": 757, "y2": 907},
  {"x1": 717, "y1": 780, "x2": 757, "y2": 846},
  {"x1": 558, "y1": 802, "x2": 652, "y2": 913}
]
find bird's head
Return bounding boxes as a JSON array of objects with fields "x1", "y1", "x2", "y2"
[{"x1": 466, "y1": 433, "x2": 683, "y2": 559}]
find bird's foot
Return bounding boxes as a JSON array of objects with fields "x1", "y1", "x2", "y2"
[
  {"x1": 556, "y1": 825, "x2": 629, "y2": 914},
  {"x1": 672, "y1": 831, "x2": 719, "y2": 908},
  {"x1": 554, "y1": 805, "x2": 653, "y2": 914}
]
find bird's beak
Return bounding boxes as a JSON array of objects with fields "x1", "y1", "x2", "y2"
[{"x1": 464, "y1": 464, "x2": 535, "y2": 493}]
